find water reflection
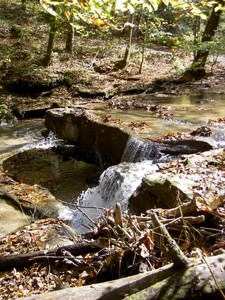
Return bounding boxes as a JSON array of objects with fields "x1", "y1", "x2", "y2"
[{"x1": 90, "y1": 93, "x2": 225, "y2": 140}]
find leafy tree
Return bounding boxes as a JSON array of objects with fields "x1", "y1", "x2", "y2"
[
  {"x1": 39, "y1": 0, "x2": 219, "y2": 71},
  {"x1": 39, "y1": 0, "x2": 177, "y2": 66},
  {"x1": 183, "y1": 0, "x2": 225, "y2": 79}
]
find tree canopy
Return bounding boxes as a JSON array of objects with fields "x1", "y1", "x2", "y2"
[{"x1": 37, "y1": 0, "x2": 225, "y2": 75}]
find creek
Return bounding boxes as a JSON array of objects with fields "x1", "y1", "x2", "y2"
[{"x1": 0, "y1": 93, "x2": 225, "y2": 234}]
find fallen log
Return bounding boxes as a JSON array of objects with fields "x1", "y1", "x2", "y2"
[
  {"x1": 22, "y1": 253, "x2": 225, "y2": 300},
  {"x1": 0, "y1": 243, "x2": 100, "y2": 270}
]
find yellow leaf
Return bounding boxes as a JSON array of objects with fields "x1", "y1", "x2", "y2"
[
  {"x1": 65, "y1": 8, "x2": 70, "y2": 20},
  {"x1": 91, "y1": 18, "x2": 108, "y2": 28},
  {"x1": 80, "y1": 0, "x2": 88, "y2": 9}
]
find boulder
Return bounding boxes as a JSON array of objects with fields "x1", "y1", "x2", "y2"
[{"x1": 129, "y1": 149, "x2": 225, "y2": 214}]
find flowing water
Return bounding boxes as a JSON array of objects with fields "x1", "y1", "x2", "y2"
[
  {"x1": 1, "y1": 94, "x2": 225, "y2": 233},
  {"x1": 0, "y1": 119, "x2": 49, "y2": 155},
  {"x1": 70, "y1": 160, "x2": 159, "y2": 232},
  {"x1": 90, "y1": 93, "x2": 225, "y2": 142}
]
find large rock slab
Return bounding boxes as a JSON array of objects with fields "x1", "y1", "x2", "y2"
[{"x1": 45, "y1": 108, "x2": 130, "y2": 163}]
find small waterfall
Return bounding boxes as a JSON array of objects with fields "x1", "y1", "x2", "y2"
[
  {"x1": 122, "y1": 136, "x2": 166, "y2": 162},
  {"x1": 70, "y1": 161, "x2": 158, "y2": 233},
  {"x1": 59, "y1": 135, "x2": 175, "y2": 233},
  {"x1": 66, "y1": 135, "x2": 174, "y2": 233}
]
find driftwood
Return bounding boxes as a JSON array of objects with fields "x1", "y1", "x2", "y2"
[
  {"x1": 22, "y1": 253, "x2": 225, "y2": 300},
  {"x1": 0, "y1": 243, "x2": 99, "y2": 270}
]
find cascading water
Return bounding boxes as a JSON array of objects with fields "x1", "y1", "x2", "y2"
[
  {"x1": 0, "y1": 119, "x2": 58, "y2": 154},
  {"x1": 121, "y1": 136, "x2": 165, "y2": 162},
  {"x1": 70, "y1": 161, "x2": 158, "y2": 233},
  {"x1": 68, "y1": 137, "x2": 161, "y2": 233}
]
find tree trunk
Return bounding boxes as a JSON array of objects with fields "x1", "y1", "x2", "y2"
[
  {"x1": 65, "y1": 15, "x2": 74, "y2": 53},
  {"x1": 43, "y1": 17, "x2": 57, "y2": 66},
  {"x1": 138, "y1": 35, "x2": 146, "y2": 74},
  {"x1": 192, "y1": 15, "x2": 201, "y2": 60},
  {"x1": 183, "y1": 1, "x2": 223, "y2": 80},
  {"x1": 113, "y1": 23, "x2": 134, "y2": 70},
  {"x1": 21, "y1": 0, "x2": 26, "y2": 11}
]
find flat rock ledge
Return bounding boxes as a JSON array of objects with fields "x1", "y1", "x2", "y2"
[
  {"x1": 45, "y1": 108, "x2": 130, "y2": 163},
  {"x1": 45, "y1": 108, "x2": 213, "y2": 163}
]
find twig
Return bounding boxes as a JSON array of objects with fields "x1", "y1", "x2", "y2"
[
  {"x1": 76, "y1": 206, "x2": 97, "y2": 226},
  {"x1": 165, "y1": 215, "x2": 205, "y2": 227},
  {"x1": 151, "y1": 212, "x2": 189, "y2": 267}
]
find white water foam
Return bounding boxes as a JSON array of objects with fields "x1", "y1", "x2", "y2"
[
  {"x1": 70, "y1": 160, "x2": 158, "y2": 233},
  {"x1": 19, "y1": 131, "x2": 58, "y2": 151}
]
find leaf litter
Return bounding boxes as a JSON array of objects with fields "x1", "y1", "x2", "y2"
[{"x1": 0, "y1": 146, "x2": 225, "y2": 299}]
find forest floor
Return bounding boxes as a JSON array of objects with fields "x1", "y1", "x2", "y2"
[{"x1": 0, "y1": 0, "x2": 225, "y2": 113}]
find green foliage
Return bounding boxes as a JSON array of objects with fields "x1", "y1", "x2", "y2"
[
  {"x1": 38, "y1": 0, "x2": 225, "y2": 70},
  {"x1": 39, "y1": 0, "x2": 212, "y2": 26},
  {"x1": 38, "y1": 0, "x2": 218, "y2": 48}
]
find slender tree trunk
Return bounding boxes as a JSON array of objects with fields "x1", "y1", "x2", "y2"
[
  {"x1": 122, "y1": 23, "x2": 133, "y2": 68},
  {"x1": 43, "y1": 17, "x2": 57, "y2": 66},
  {"x1": 192, "y1": 16, "x2": 201, "y2": 60},
  {"x1": 21, "y1": 0, "x2": 26, "y2": 11},
  {"x1": 185, "y1": 1, "x2": 224, "y2": 79},
  {"x1": 113, "y1": 21, "x2": 134, "y2": 70},
  {"x1": 138, "y1": 34, "x2": 146, "y2": 74},
  {"x1": 65, "y1": 15, "x2": 74, "y2": 53}
]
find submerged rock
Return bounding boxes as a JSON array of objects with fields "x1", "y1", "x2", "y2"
[{"x1": 2, "y1": 148, "x2": 99, "y2": 202}]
